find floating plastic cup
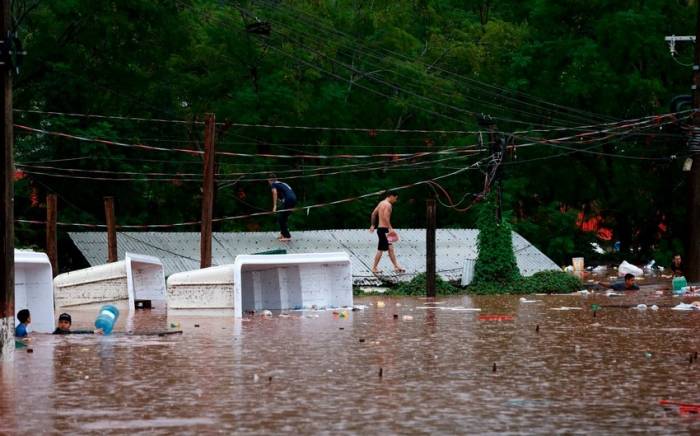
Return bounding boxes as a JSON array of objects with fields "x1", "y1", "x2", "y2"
[
  {"x1": 572, "y1": 257, "x2": 584, "y2": 271},
  {"x1": 95, "y1": 304, "x2": 120, "y2": 335}
]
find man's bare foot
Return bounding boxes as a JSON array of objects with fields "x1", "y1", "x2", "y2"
[
  {"x1": 394, "y1": 267, "x2": 406, "y2": 273},
  {"x1": 371, "y1": 268, "x2": 382, "y2": 275}
]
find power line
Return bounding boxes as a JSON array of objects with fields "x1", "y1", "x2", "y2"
[
  {"x1": 251, "y1": 0, "x2": 616, "y2": 124},
  {"x1": 16, "y1": 155, "x2": 493, "y2": 228},
  {"x1": 245, "y1": 2, "x2": 601, "y2": 128}
]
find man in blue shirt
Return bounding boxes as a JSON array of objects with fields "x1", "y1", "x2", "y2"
[
  {"x1": 15, "y1": 309, "x2": 30, "y2": 338},
  {"x1": 268, "y1": 174, "x2": 297, "y2": 241}
]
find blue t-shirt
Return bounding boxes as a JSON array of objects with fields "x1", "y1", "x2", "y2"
[
  {"x1": 271, "y1": 181, "x2": 297, "y2": 204},
  {"x1": 15, "y1": 323, "x2": 28, "y2": 338}
]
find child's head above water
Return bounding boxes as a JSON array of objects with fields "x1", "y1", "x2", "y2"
[
  {"x1": 57, "y1": 313, "x2": 72, "y2": 331},
  {"x1": 17, "y1": 309, "x2": 30, "y2": 325}
]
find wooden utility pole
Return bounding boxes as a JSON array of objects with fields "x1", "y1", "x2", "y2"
[
  {"x1": 104, "y1": 196, "x2": 117, "y2": 263},
  {"x1": 687, "y1": 4, "x2": 700, "y2": 282},
  {"x1": 426, "y1": 198, "x2": 437, "y2": 298},
  {"x1": 0, "y1": 0, "x2": 14, "y2": 361},
  {"x1": 200, "y1": 113, "x2": 216, "y2": 268},
  {"x1": 46, "y1": 194, "x2": 57, "y2": 275}
]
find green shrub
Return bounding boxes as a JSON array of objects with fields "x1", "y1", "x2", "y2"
[
  {"x1": 354, "y1": 273, "x2": 462, "y2": 296},
  {"x1": 469, "y1": 270, "x2": 582, "y2": 295},
  {"x1": 472, "y1": 193, "x2": 520, "y2": 288},
  {"x1": 517, "y1": 270, "x2": 582, "y2": 294},
  {"x1": 390, "y1": 273, "x2": 462, "y2": 296}
]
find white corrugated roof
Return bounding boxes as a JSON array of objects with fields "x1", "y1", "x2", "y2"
[{"x1": 69, "y1": 229, "x2": 560, "y2": 286}]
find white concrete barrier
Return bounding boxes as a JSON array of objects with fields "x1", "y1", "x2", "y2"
[
  {"x1": 54, "y1": 252, "x2": 166, "y2": 310},
  {"x1": 233, "y1": 252, "x2": 353, "y2": 317},
  {"x1": 167, "y1": 264, "x2": 236, "y2": 309},
  {"x1": 14, "y1": 250, "x2": 55, "y2": 333}
]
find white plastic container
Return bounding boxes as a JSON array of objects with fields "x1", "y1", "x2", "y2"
[
  {"x1": 14, "y1": 250, "x2": 55, "y2": 333},
  {"x1": 167, "y1": 264, "x2": 236, "y2": 309},
  {"x1": 233, "y1": 252, "x2": 353, "y2": 317},
  {"x1": 54, "y1": 252, "x2": 166, "y2": 310},
  {"x1": 572, "y1": 257, "x2": 584, "y2": 271},
  {"x1": 618, "y1": 260, "x2": 643, "y2": 277}
]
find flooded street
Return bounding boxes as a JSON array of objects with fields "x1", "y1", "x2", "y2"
[{"x1": 3, "y1": 289, "x2": 700, "y2": 434}]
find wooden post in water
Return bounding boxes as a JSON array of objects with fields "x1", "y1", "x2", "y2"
[
  {"x1": 104, "y1": 196, "x2": 117, "y2": 263},
  {"x1": 200, "y1": 113, "x2": 216, "y2": 268},
  {"x1": 46, "y1": 194, "x2": 58, "y2": 275},
  {"x1": 426, "y1": 198, "x2": 437, "y2": 298},
  {"x1": 0, "y1": 0, "x2": 14, "y2": 361}
]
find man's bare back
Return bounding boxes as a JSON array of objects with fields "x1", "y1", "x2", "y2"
[{"x1": 375, "y1": 199, "x2": 393, "y2": 229}]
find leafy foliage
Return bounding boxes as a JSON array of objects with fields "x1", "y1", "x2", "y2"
[
  {"x1": 389, "y1": 273, "x2": 462, "y2": 296},
  {"x1": 10, "y1": 0, "x2": 696, "y2": 272},
  {"x1": 472, "y1": 193, "x2": 520, "y2": 286},
  {"x1": 470, "y1": 271, "x2": 582, "y2": 295}
]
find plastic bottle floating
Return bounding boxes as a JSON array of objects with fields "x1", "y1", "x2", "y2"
[
  {"x1": 94, "y1": 305, "x2": 120, "y2": 335},
  {"x1": 479, "y1": 315, "x2": 514, "y2": 322}
]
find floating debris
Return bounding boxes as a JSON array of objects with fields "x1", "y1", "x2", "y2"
[
  {"x1": 479, "y1": 315, "x2": 514, "y2": 321},
  {"x1": 402, "y1": 315, "x2": 413, "y2": 321},
  {"x1": 519, "y1": 297, "x2": 541, "y2": 303}
]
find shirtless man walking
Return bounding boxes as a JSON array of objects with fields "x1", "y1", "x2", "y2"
[{"x1": 369, "y1": 190, "x2": 404, "y2": 274}]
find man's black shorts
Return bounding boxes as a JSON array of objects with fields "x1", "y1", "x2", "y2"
[{"x1": 377, "y1": 227, "x2": 390, "y2": 251}]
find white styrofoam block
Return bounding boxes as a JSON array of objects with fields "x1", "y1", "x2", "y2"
[
  {"x1": 233, "y1": 252, "x2": 353, "y2": 317},
  {"x1": 167, "y1": 264, "x2": 235, "y2": 309},
  {"x1": 14, "y1": 250, "x2": 55, "y2": 333}
]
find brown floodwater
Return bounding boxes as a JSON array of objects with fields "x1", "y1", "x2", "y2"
[{"x1": 2, "y1": 287, "x2": 700, "y2": 434}]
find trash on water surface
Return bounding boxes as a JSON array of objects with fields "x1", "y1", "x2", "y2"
[
  {"x1": 651, "y1": 305, "x2": 659, "y2": 311},
  {"x1": 605, "y1": 290, "x2": 624, "y2": 297},
  {"x1": 416, "y1": 306, "x2": 481, "y2": 311},
  {"x1": 402, "y1": 315, "x2": 413, "y2": 321},
  {"x1": 353, "y1": 305, "x2": 368, "y2": 311},
  {"x1": 479, "y1": 315, "x2": 514, "y2": 321},
  {"x1": 519, "y1": 297, "x2": 541, "y2": 303},
  {"x1": 671, "y1": 303, "x2": 700, "y2": 311},
  {"x1": 376, "y1": 301, "x2": 386, "y2": 308},
  {"x1": 549, "y1": 307, "x2": 582, "y2": 311},
  {"x1": 618, "y1": 260, "x2": 643, "y2": 277},
  {"x1": 261, "y1": 310, "x2": 273, "y2": 317},
  {"x1": 634, "y1": 304, "x2": 648, "y2": 310}
]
